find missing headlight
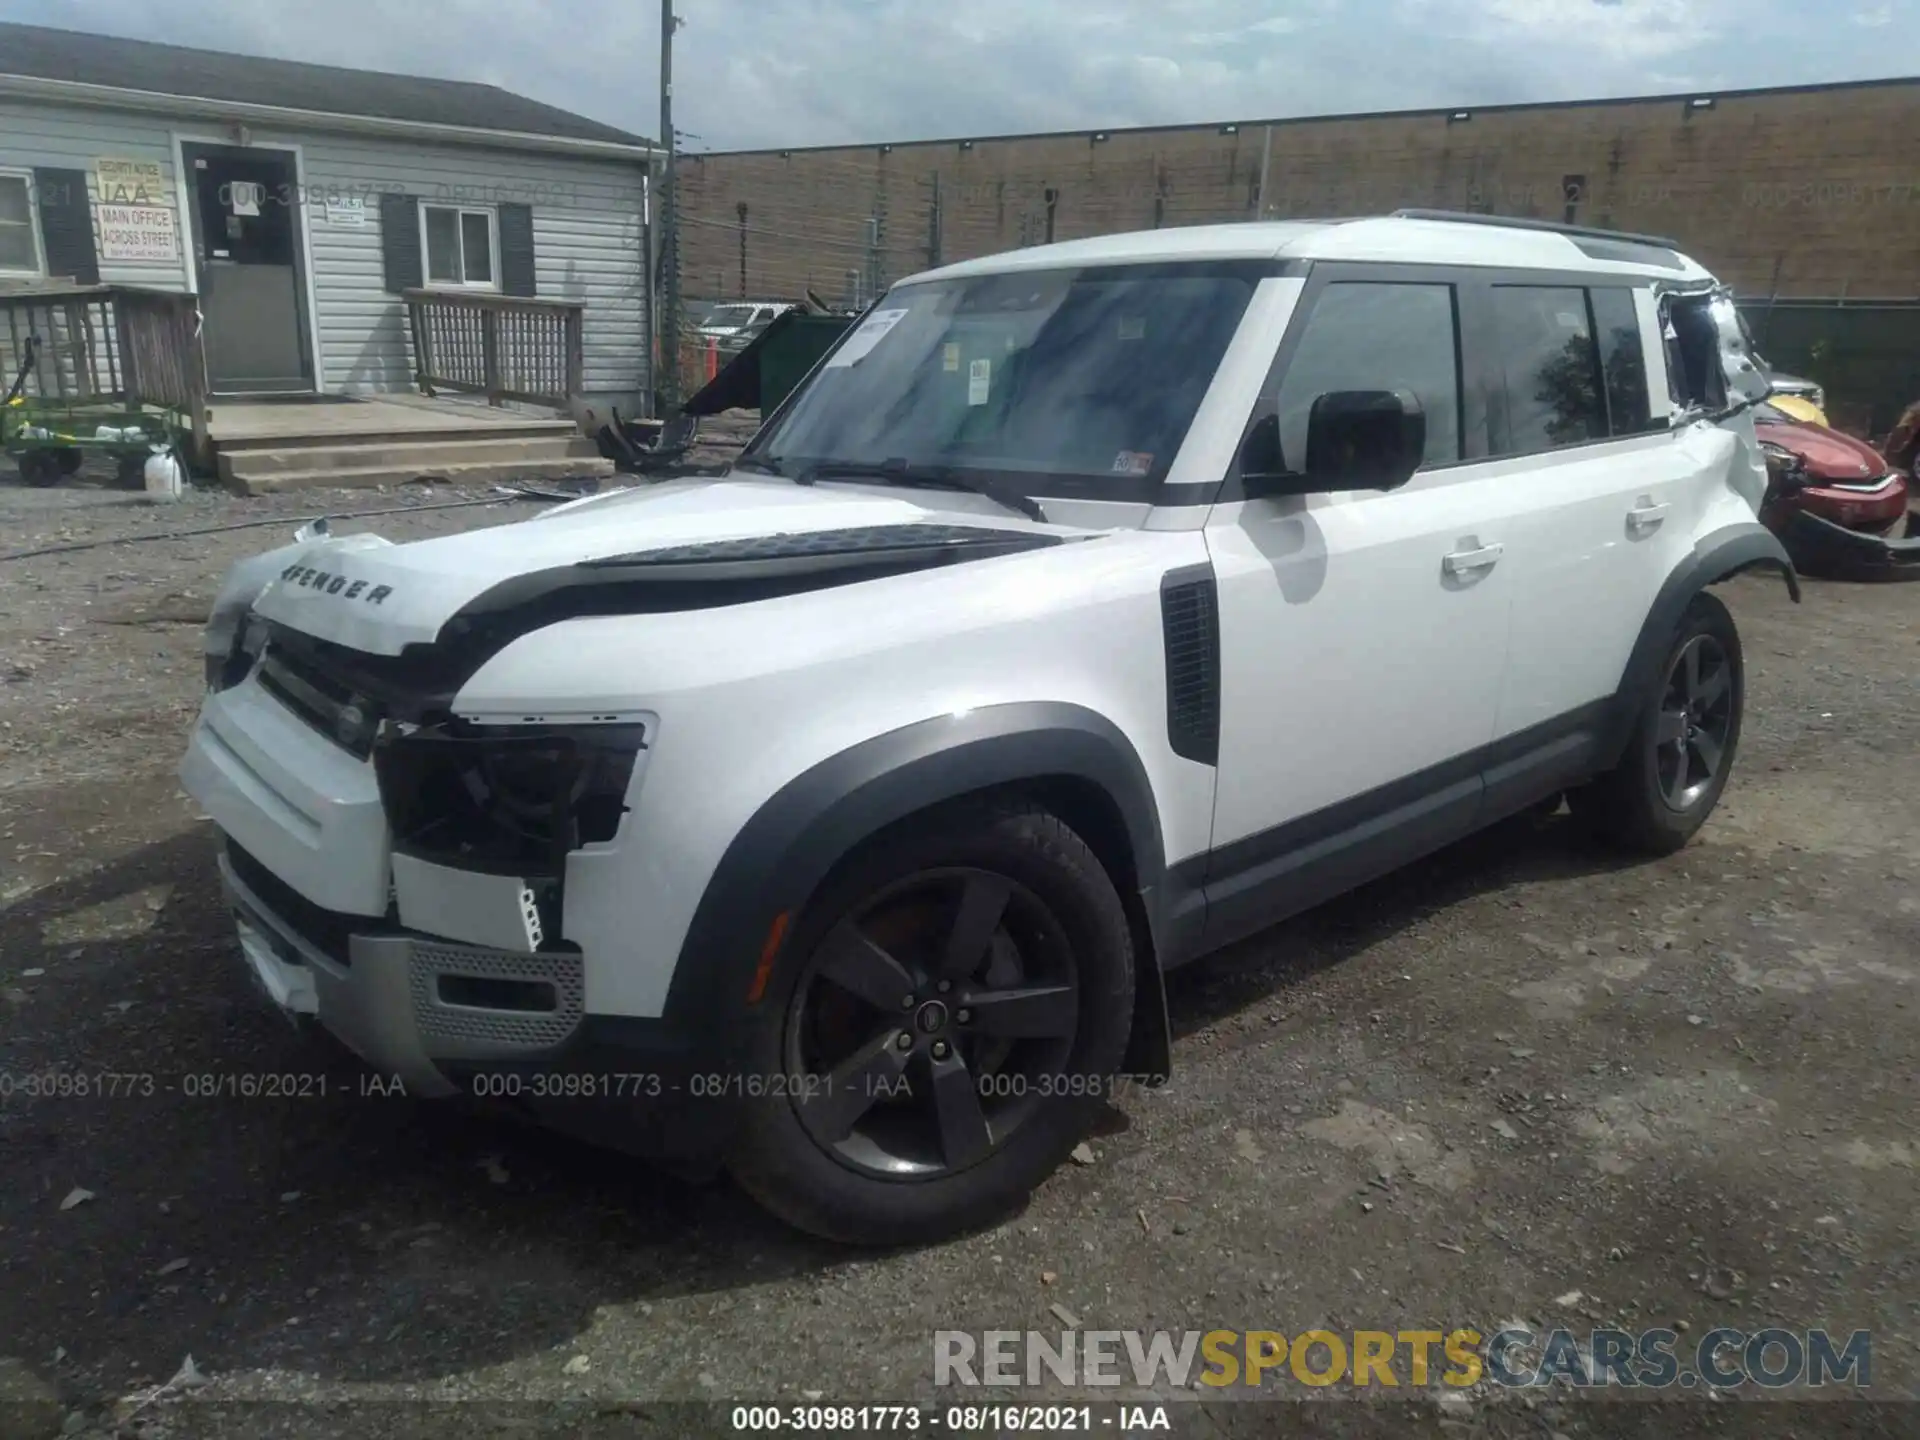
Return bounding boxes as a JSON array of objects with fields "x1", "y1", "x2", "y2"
[
  {"x1": 373, "y1": 722, "x2": 648, "y2": 877},
  {"x1": 207, "y1": 612, "x2": 269, "y2": 692}
]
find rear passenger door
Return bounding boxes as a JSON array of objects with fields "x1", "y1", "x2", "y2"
[{"x1": 1475, "y1": 278, "x2": 1696, "y2": 808}]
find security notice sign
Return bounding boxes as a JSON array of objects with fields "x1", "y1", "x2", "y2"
[
  {"x1": 95, "y1": 158, "x2": 167, "y2": 206},
  {"x1": 98, "y1": 204, "x2": 178, "y2": 263}
]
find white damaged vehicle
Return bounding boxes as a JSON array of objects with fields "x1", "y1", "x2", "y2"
[{"x1": 182, "y1": 212, "x2": 1795, "y2": 1242}]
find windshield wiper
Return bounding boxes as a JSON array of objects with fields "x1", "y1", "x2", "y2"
[
  {"x1": 792, "y1": 457, "x2": 1047, "y2": 523},
  {"x1": 731, "y1": 455, "x2": 786, "y2": 477}
]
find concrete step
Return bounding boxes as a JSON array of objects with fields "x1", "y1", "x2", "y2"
[
  {"x1": 218, "y1": 434, "x2": 601, "y2": 484},
  {"x1": 224, "y1": 453, "x2": 615, "y2": 496},
  {"x1": 210, "y1": 418, "x2": 581, "y2": 452}
]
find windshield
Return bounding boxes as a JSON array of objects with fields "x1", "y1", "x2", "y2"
[
  {"x1": 748, "y1": 264, "x2": 1259, "y2": 498},
  {"x1": 705, "y1": 305, "x2": 762, "y2": 326}
]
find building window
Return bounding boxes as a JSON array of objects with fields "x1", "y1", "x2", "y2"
[
  {"x1": 421, "y1": 204, "x2": 495, "y2": 288},
  {"x1": 0, "y1": 172, "x2": 44, "y2": 277}
]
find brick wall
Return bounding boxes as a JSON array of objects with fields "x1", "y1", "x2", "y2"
[{"x1": 677, "y1": 79, "x2": 1920, "y2": 305}]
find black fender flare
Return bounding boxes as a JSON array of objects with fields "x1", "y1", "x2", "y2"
[
  {"x1": 663, "y1": 701, "x2": 1172, "y2": 1073},
  {"x1": 1601, "y1": 521, "x2": 1799, "y2": 766}
]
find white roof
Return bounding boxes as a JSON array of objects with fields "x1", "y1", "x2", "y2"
[{"x1": 905, "y1": 215, "x2": 1713, "y2": 286}]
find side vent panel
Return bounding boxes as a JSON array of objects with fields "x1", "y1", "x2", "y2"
[{"x1": 1160, "y1": 564, "x2": 1220, "y2": 766}]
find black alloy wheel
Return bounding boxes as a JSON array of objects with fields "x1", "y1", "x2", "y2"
[{"x1": 784, "y1": 866, "x2": 1079, "y2": 1179}]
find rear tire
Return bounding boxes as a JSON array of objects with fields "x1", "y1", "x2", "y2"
[
  {"x1": 1573, "y1": 592, "x2": 1744, "y2": 855},
  {"x1": 728, "y1": 798, "x2": 1134, "y2": 1245}
]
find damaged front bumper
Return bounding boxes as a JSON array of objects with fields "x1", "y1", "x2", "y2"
[
  {"x1": 223, "y1": 845, "x2": 582, "y2": 1099},
  {"x1": 1779, "y1": 508, "x2": 1920, "y2": 577},
  {"x1": 219, "y1": 843, "x2": 730, "y2": 1165},
  {"x1": 184, "y1": 632, "x2": 734, "y2": 1167}
]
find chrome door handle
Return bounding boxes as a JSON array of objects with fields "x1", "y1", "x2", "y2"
[
  {"x1": 1627, "y1": 501, "x2": 1670, "y2": 532},
  {"x1": 1442, "y1": 542, "x2": 1504, "y2": 575}
]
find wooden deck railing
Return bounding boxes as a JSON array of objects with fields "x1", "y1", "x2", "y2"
[
  {"x1": 403, "y1": 289, "x2": 585, "y2": 408},
  {"x1": 0, "y1": 284, "x2": 209, "y2": 457}
]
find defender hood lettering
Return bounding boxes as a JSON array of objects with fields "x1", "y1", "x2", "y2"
[{"x1": 249, "y1": 477, "x2": 1070, "y2": 656}]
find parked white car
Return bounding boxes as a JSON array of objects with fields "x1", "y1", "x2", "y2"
[
  {"x1": 181, "y1": 213, "x2": 1796, "y2": 1243},
  {"x1": 695, "y1": 300, "x2": 796, "y2": 353}
]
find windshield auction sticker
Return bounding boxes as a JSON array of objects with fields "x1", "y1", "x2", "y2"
[
  {"x1": 968, "y1": 358, "x2": 992, "y2": 406},
  {"x1": 826, "y1": 307, "x2": 911, "y2": 367}
]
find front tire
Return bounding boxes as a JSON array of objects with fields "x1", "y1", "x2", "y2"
[
  {"x1": 1574, "y1": 592, "x2": 1744, "y2": 854},
  {"x1": 728, "y1": 799, "x2": 1134, "y2": 1245}
]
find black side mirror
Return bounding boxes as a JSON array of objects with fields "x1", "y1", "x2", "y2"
[
  {"x1": 1304, "y1": 389, "x2": 1425, "y2": 492},
  {"x1": 1240, "y1": 390, "x2": 1426, "y2": 499}
]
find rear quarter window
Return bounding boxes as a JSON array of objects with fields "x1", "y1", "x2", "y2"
[{"x1": 1591, "y1": 288, "x2": 1656, "y2": 435}]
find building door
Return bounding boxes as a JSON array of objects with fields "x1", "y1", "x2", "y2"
[{"x1": 182, "y1": 143, "x2": 314, "y2": 393}]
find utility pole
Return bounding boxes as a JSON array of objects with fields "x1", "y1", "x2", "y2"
[
  {"x1": 1255, "y1": 124, "x2": 1273, "y2": 219},
  {"x1": 737, "y1": 202, "x2": 749, "y2": 297},
  {"x1": 658, "y1": 0, "x2": 681, "y2": 412}
]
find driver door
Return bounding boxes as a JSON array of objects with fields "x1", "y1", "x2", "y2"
[{"x1": 1200, "y1": 271, "x2": 1512, "y2": 949}]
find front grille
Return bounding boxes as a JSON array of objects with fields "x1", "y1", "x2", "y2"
[
  {"x1": 226, "y1": 840, "x2": 381, "y2": 967},
  {"x1": 408, "y1": 942, "x2": 585, "y2": 1051},
  {"x1": 256, "y1": 643, "x2": 383, "y2": 758}
]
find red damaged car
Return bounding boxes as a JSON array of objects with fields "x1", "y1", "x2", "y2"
[{"x1": 1754, "y1": 402, "x2": 1919, "y2": 574}]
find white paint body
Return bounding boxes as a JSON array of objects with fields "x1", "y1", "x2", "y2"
[{"x1": 181, "y1": 217, "x2": 1770, "y2": 1030}]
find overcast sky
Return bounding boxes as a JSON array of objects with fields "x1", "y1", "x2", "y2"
[{"x1": 8, "y1": 0, "x2": 1915, "y2": 150}]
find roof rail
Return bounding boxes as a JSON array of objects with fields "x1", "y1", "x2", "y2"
[{"x1": 1389, "y1": 208, "x2": 1683, "y2": 252}]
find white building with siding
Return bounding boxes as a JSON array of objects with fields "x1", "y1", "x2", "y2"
[{"x1": 0, "y1": 21, "x2": 655, "y2": 409}]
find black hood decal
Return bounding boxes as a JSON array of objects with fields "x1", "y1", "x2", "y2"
[
  {"x1": 577, "y1": 523, "x2": 1043, "y2": 569},
  {"x1": 268, "y1": 524, "x2": 1075, "y2": 724}
]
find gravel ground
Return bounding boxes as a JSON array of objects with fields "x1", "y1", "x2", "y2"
[{"x1": 1, "y1": 456, "x2": 1917, "y2": 1440}]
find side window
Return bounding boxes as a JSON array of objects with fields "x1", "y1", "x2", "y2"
[
  {"x1": 1491, "y1": 286, "x2": 1607, "y2": 454},
  {"x1": 1590, "y1": 288, "x2": 1656, "y2": 435},
  {"x1": 1275, "y1": 282, "x2": 1461, "y2": 470}
]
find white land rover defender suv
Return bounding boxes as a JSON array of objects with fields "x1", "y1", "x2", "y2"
[{"x1": 182, "y1": 212, "x2": 1797, "y2": 1243}]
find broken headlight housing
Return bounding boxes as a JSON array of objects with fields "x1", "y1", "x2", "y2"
[
  {"x1": 1759, "y1": 440, "x2": 1811, "y2": 496},
  {"x1": 372, "y1": 722, "x2": 650, "y2": 876},
  {"x1": 207, "y1": 610, "x2": 269, "y2": 691}
]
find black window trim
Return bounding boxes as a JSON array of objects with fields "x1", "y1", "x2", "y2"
[
  {"x1": 1450, "y1": 424, "x2": 1677, "y2": 467},
  {"x1": 1211, "y1": 260, "x2": 1692, "y2": 505},
  {"x1": 1483, "y1": 279, "x2": 1671, "y2": 459}
]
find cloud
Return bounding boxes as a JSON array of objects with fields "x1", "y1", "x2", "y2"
[
  {"x1": 1467, "y1": 0, "x2": 1727, "y2": 60},
  {"x1": 1, "y1": 0, "x2": 1908, "y2": 150}
]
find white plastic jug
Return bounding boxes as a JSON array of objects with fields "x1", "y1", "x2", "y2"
[{"x1": 142, "y1": 447, "x2": 184, "y2": 502}]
